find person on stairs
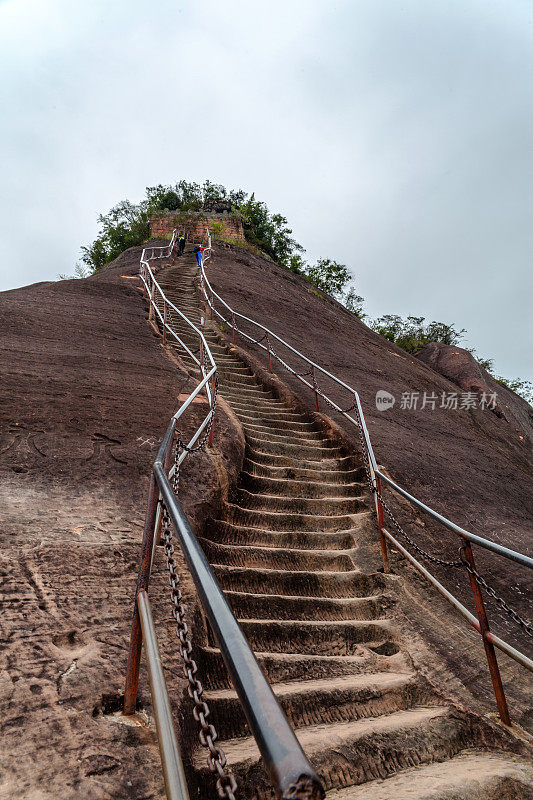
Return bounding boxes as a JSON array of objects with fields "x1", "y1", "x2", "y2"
[
  {"x1": 178, "y1": 234, "x2": 186, "y2": 256},
  {"x1": 194, "y1": 244, "x2": 205, "y2": 266}
]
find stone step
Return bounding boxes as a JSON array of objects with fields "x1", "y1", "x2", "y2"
[
  {"x1": 198, "y1": 646, "x2": 412, "y2": 689},
  {"x1": 243, "y1": 447, "x2": 350, "y2": 470},
  {"x1": 236, "y1": 416, "x2": 318, "y2": 434},
  {"x1": 204, "y1": 672, "x2": 423, "y2": 740},
  {"x1": 224, "y1": 590, "x2": 392, "y2": 622},
  {"x1": 212, "y1": 565, "x2": 387, "y2": 599},
  {"x1": 219, "y1": 374, "x2": 261, "y2": 387},
  {"x1": 326, "y1": 752, "x2": 533, "y2": 800},
  {"x1": 243, "y1": 458, "x2": 363, "y2": 483},
  {"x1": 195, "y1": 707, "x2": 476, "y2": 798},
  {"x1": 230, "y1": 488, "x2": 366, "y2": 515},
  {"x1": 231, "y1": 406, "x2": 309, "y2": 423},
  {"x1": 240, "y1": 427, "x2": 327, "y2": 446},
  {"x1": 206, "y1": 520, "x2": 358, "y2": 550},
  {"x1": 201, "y1": 538, "x2": 356, "y2": 572},
  {"x1": 236, "y1": 619, "x2": 397, "y2": 656},
  {"x1": 222, "y1": 384, "x2": 276, "y2": 398},
  {"x1": 243, "y1": 437, "x2": 344, "y2": 460},
  {"x1": 240, "y1": 472, "x2": 366, "y2": 498},
  {"x1": 222, "y1": 503, "x2": 363, "y2": 532}
]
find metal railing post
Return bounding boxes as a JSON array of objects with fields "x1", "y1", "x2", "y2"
[
  {"x1": 266, "y1": 333, "x2": 273, "y2": 372},
  {"x1": 374, "y1": 476, "x2": 390, "y2": 573},
  {"x1": 311, "y1": 367, "x2": 320, "y2": 411},
  {"x1": 123, "y1": 472, "x2": 160, "y2": 714},
  {"x1": 148, "y1": 283, "x2": 156, "y2": 322},
  {"x1": 208, "y1": 373, "x2": 216, "y2": 447},
  {"x1": 232, "y1": 313, "x2": 236, "y2": 345},
  {"x1": 163, "y1": 301, "x2": 167, "y2": 345},
  {"x1": 462, "y1": 541, "x2": 511, "y2": 725},
  {"x1": 151, "y1": 434, "x2": 176, "y2": 570}
]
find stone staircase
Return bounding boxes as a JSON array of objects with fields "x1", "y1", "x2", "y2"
[{"x1": 152, "y1": 254, "x2": 533, "y2": 800}]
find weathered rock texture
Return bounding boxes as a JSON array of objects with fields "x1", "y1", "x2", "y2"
[
  {"x1": 415, "y1": 341, "x2": 533, "y2": 445},
  {"x1": 0, "y1": 243, "x2": 243, "y2": 799}
]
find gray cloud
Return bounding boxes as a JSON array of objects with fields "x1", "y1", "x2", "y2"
[{"x1": 1, "y1": 0, "x2": 531, "y2": 382}]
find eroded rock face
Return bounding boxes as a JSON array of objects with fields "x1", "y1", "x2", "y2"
[
  {"x1": 415, "y1": 341, "x2": 533, "y2": 444},
  {"x1": 415, "y1": 342, "x2": 498, "y2": 398},
  {"x1": 2, "y1": 240, "x2": 532, "y2": 798}
]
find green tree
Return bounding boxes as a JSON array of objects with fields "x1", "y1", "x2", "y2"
[
  {"x1": 303, "y1": 258, "x2": 352, "y2": 298},
  {"x1": 80, "y1": 181, "x2": 304, "y2": 272},
  {"x1": 370, "y1": 315, "x2": 465, "y2": 353},
  {"x1": 235, "y1": 194, "x2": 304, "y2": 266},
  {"x1": 344, "y1": 287, "x2": 366, "y2": 319},
  {"x1": 80, "y1": 199, "x2": 151, "y2": 272},
  {"x1": 496, "y1": 376, "x2": 533, "y2": 403}
]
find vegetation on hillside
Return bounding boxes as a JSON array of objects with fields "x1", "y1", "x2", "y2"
[
  {"x1": 80, "y1": 181, "x2": 303, "y2": 272},
  {"x1": 370, "y1": 315, "x2": 465, "y2": 353}
]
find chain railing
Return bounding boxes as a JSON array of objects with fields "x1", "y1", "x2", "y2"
[
  {"x1": 198, "y1": 229, "x2": 532, "y2": 728},
  {"x1": 124, "y1": 230, "x2": 324, "y2": 800}
]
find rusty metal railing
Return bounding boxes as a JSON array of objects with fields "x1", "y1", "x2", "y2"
[
  {"x1": 124, "y1": 233, "x2": 324, "y2": 800},
  {"x1": 198, "y1": 230, "x2": 532, "y2": 727}
]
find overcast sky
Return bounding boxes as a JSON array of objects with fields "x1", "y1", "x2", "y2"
[{"x1": 1, "y1": 0, "x2": 532, "y2": 383}]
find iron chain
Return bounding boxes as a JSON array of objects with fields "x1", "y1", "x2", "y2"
[
  {"x1": 161, "y1": 506, "x2": 237, "y2": 799},
  {"x1": 460, "y1": 549, "x2": 533, "y2": 638},
  {"x1": 375, "y1": 486, "x2": 463, "y2": 568},
  {"x1": 175, "y1": 372, "x2": 219, "y2": 456},
  {"x1": 316, "y1": 384, "x2": 357, "y2": 414},
  {"x1": 354, "y1": 404, "x2": 533, "y2": 634}
]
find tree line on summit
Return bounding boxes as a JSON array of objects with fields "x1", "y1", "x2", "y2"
[{"x1": 74, "y1": 180, "x2": 531, "y2": 403}]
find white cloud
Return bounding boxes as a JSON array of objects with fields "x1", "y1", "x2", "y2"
[{"x1": 0, "y1": 0, "x2": 531, "y2": 381}]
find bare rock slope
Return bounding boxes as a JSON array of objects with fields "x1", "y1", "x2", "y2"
[{"x1": 0, "y1": 244, "x2": 242, "y2": 799}]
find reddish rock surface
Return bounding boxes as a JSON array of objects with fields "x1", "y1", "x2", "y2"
[
  {"x1": 415, "y1": 341, "x2": 533, "y2": 445},
  {"x1": 0, "y1": 244, "x2": 243, "y2": 799}
]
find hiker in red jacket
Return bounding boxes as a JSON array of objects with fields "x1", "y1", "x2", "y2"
[{"x1": 194, "y1": 245, "x2": 205, "y2": 266}]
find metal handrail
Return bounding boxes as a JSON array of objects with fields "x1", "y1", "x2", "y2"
[
  {"x1": 125, "y1": 229, "x2": 324, "y2": 800},
  {"x1": 197, "y1": 230, "x2": 532, "y2": 727}
]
